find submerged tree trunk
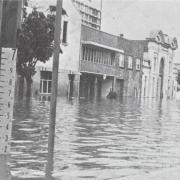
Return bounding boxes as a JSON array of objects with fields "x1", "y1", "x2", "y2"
[
  {"x1": 18, "y1": 75, "x2": 24, "y2": 98},
  {"x1": 25, "y1": 77, "x2": 32, "y2": 97}
]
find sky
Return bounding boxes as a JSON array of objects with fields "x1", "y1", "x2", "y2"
[
  {"x1": 34, "y1": 0, "x2": 180, "y2": 63},
  {"x1": 101, "y1": 0, "x2": 180, "y2": 63}
]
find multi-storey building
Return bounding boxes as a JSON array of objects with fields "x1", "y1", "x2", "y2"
[
  {"x1": 33, "y1": 0, "x2": 102, "y2": 99},
  {"x1": 33, "y1": 0, "x2": 82, "y2": 98},
  {"x1": 72, "y1": 0, "x2": 101, "y2": 30},
  {"x1": 79, "y1": 25, "x2": 145, "y2": 99},
  {"x1": 141, "y1": 30, "x2": 178, "y2": 99},
  {"x1": 33, "y1": 0, "x2": 178, "y2": 100}
]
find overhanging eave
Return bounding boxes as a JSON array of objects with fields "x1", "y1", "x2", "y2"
[{"x1": 81, "y1": 41, "x2": 124, "y2": 53}]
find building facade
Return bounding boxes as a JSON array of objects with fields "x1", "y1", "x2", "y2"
[
  {"x1": 33, "y1": 0, "x2": 82, "y2": 98},
  {"x1": 32, "y1": 1, "x2": 178, "y2": 100},
  {"x1": 79, "y1": 25, "x2": 144, "y2": 99},
  {"x1": 141, "y1": 30, "x2": 178, "y2": 99},
  {"x1": 174, "y1": 63, "x2": 180, "y2": 93},
  {"x1": 72, "y1": 0, "x2": 101, "y2": 30}
]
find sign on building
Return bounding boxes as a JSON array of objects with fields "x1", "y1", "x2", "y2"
[{"x1": 0, "y1": 48, "x2": 17, "y2": 154}]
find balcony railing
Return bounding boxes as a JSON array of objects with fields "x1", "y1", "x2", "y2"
[{"x1": 80, "y1": 60, "x2": 116, "y2": 76}]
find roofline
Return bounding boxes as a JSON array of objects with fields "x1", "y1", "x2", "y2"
[{"x1": 81, "y1": 40, "x2": 124, "y2": 53}]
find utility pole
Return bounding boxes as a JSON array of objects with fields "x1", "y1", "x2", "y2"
[
  {"x1": 0, "y1": 0, "x2": 2, "y2": 38},
  {"x1": 46, "y1": 0, "x2": 63, "y2": 176},
  {"x1": 0, "y1": 0, "x2": 3, "y2": 64}
]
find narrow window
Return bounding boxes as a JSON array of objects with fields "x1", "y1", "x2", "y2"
[
  {"x1": 85, "y1": 47, "x2": 88, "y2": 60},
  {"x1": 119, "y1": 54, "x2": 124, "y2": 67},
  {"x1": 88, "y1": 48, "x2": 91, "y2": 61},
  {"x1": 128, "y1": 56, "x2": 133, "y2": 69},
  {"x1": 154, "y1": 57, "x2": 156, "y2": 72},
  {"x1": 136, "y1": 58, "x2": 141, "y2": 70},
  {"x1": 169, "y1": 61, "x2": 172, "y2": 74},
  {"x1": 91, "y1": 49, "x2": 94, "y2": 62},
  {"x1": 94, "y1": 50, "x2": 96, "y2": 62},
  {"x1": 111, "y1": 53, "x2": 115, "y2": 65},
  {"x1": 82, "y1": 46, "x2": 85, "y2": 60}
]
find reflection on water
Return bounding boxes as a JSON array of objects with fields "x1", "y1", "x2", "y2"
[{"x1": 5, "y1": 98, "x2": 180, "y2": 179}]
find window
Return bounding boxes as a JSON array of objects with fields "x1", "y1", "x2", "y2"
[
  {"x1": 85, "y1": 47, "x2": 88, "y2": 60},
  {"x1": 152, "y1": 77, "x2": 155, "y2": 96},
  {"x1": 128, "y1": 56, "x2": 133, "y2": 69},
  {"x1": 136, "y1": 58, "x2": 141, "y2": 70},
  {"x1": 92, "y1": 9, "x2": 98, "y2": 16},
  {"x1": 62, "y1": 21, "x2": 68, "y2": 44},
  {"x1": 119, "y1": 54, "x2": 124, "y2": 67},
  {"x1": 154, "y1": 57, "x2": 157, "y2": 72},
  {"x1": 81, "y1": 46, "x2": 113, "y2": 65},
  {"x1": 111, "y1": 53, "x2": 115, "y2": 65},
  {"x1": 169, "y1": 61, "x2": 172, "y2": 74},
  {"x1": 40, "y1": 71, "x2": 52, "y2": 94},
  {"x1": 82, "y1": 46, "x2": 86, "y2": 60}
]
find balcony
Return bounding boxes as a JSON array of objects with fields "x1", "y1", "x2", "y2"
[{"x1": 80, "y1": 60, "x2": 116, "y2": 76}]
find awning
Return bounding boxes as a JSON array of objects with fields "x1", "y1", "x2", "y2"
[{"x1": 81, "y1": 41, "x2": 124, "y2": 53}]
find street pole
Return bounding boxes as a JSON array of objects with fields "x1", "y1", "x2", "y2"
[
  {"x1": 0, "y1": 0, "x2": 3, "y2": 64},
  {"x1": 100, "y1": 0, "x2": 102, "y2": 30},
  {"x1": 46, "y1": 0, "x2": 63, "y2": 176}
]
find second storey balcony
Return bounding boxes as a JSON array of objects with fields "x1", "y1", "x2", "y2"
[
  {"x1": 80, "y1": 41, "x2": 124, "y2": 77},
  {"x1": 80, "y1": 60, "x2": 116, "y2": 76}
]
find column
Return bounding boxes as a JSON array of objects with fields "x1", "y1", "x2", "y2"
[
  {"x1": 68, "y1": 73, "x2": 75, "y2": 100},
  {"x1": 94, "y1": 77, "x2": 98, "y2": 99},
  {"x1": 112, "y1": 76, "x2": 116, "y2": 92}
]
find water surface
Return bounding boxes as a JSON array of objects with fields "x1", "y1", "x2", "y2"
[{"x1": 9, "y1": 97, "x2": 180, "y2": 179}]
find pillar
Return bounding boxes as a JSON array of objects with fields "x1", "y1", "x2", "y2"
[
  {"x1": 0, "y1": 0, "x2": 3, "y2": 53},
  {"x1": 94, "y1": 77, "x2": 98, "y2": 99},
  {"x1": 68, "y1": 73, "x2": 75, "y2": 99},
  {"x1": 112, "y1": 76, "x2": 116, "y2": 92}
]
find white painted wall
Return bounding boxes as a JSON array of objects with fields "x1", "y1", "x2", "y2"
[
  {"x1": 36, "y1": 0, "x2": 82, "y2": 74},
  {"x1": 143, "y1": 41, "x2": 176, "y2": 99}
]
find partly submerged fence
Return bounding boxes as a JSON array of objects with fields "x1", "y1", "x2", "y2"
[{"x1": 0, "y1": 48, "x2": 17, "y2": 154}]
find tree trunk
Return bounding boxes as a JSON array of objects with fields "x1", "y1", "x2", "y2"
[
  {"x1": 26, "y1": 78, "x2": 32, "y2": 97},
  {"x1": 17, "y1": 75, "x2": 24, "y2": 98}
]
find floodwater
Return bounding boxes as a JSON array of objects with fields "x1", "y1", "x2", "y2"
[{"x1": 4, "y1": 97, "x2": 180, "y2": 179}]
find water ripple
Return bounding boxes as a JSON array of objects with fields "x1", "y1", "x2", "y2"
[{"x1": 10, "y1": 98, "x2": 180, "y2": 179}]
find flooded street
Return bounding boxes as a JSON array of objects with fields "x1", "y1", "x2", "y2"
[{"x1": 10, "y1": 98, "x2": 180, "y2": 179}]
